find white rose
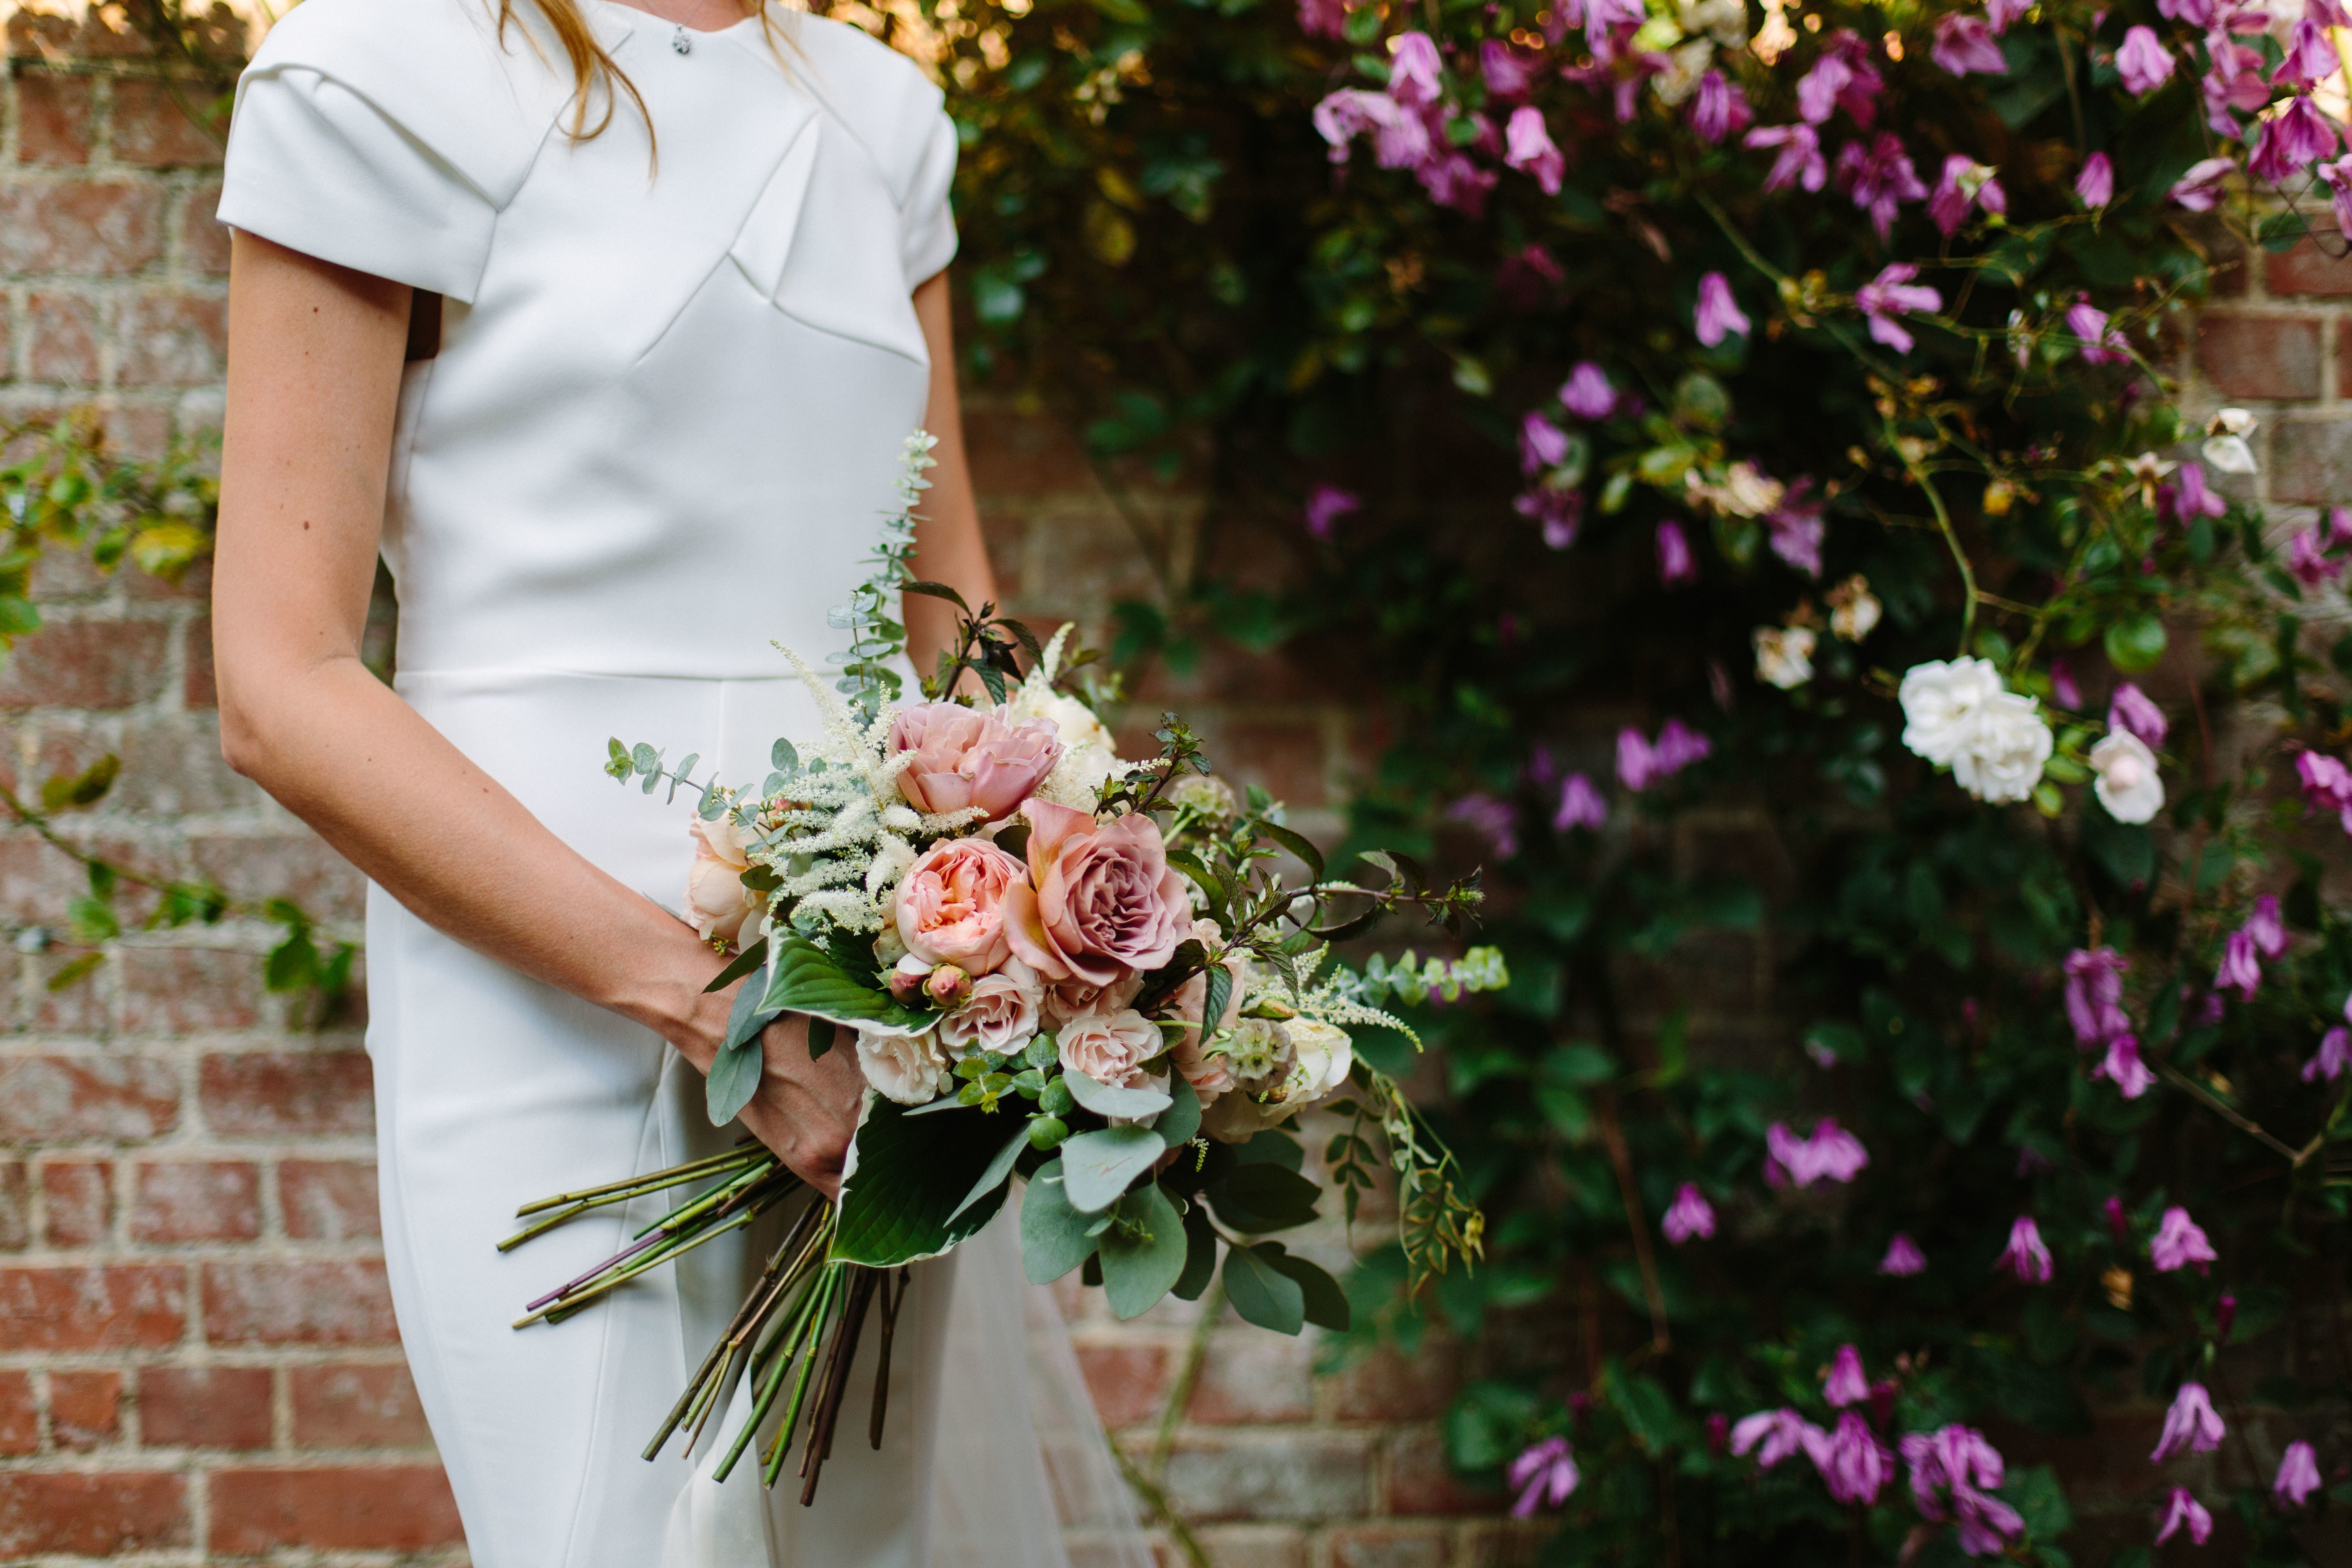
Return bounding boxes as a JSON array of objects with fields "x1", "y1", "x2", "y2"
[
  {"x1": 856, "y1": 1025, "x2": 952, "y2": 1106},
  {"x1": 1200, "y1": 1020, "x2": 1354, "y2": 1143},
  {"x1": 1828, "y1": 575, "x2": 1880, "y2": 641},
  {"x1": 1007, "y1": 677, "x2": 1122, "y2": 794},
  {"x1": 1286, "y1": 1019, "x2": 1354, "y2": 1101},
  {"x1": 1753, "y1": 626, "x2": 1815, "y2": 689},
  {"x1": 1898, "y1": 657, "x2": 2006, "y2": 765},
  {"x1": 938, "y1": 958, "x2": 1044, "y2": 1058},
  {"x1": 1950, "y1": 691, "x2": 2053, "y2": 803},
  {"x1": 2090, "y1": 731, "x2": 2164, "y2": 824}
]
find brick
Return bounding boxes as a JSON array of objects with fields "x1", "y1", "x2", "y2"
[
  {"x1": 1159, "y1": 1432, "x2": 1374, "y2": 1521},
  {"x1": 2195, "y1": 315, "x2": 2323, "y2": 401},
  {"x1": 138, "y1": 1364, "x2": 273, "y2": 1449},
  {"x1": 115, "y1": 289, "x2": 227, "y2": 386},
  {"x1": 24, "y1": 289, "x2": 98, "y2": 384},
  {"x1": 0, "y1": 1163, "x2": 26, "y2": 1251},
  {"x1": 48, "y1": 1367, "x2": 121, "y2": 1449},
  {"x1": 0, "y1": 1471, "x2": 188, "y2": 1556},
  {"x1": 1206, "y1": 718, "x2": 1329, "y2": 809},
  {"x1": 131, "y1": 1159, "x2": 261, "y2": 1244},
  {"x1": 29, "y1": 945, "x2": 114, "y2": 1034},
  {"x1": 101, "y1": 712, "x2": 253, "y2": 815},
  {"x1": 185, "y1": 613, "x2": 216, "y2": 706},
  {"x1": 1330, "y1": 1525, "x2": 1450, "y2": 1568},
  {"x1": 0, "y1": 181, "x2": 163, "y2": 275},
  {"x1": 0, "y1": 1056, "x2": 179, "y2": 1141},
  {"x1": 1324, "y1": 1345, "x2": 1460, "y2": 1424},
  {"x1": 0, "y1": 617, "x2": 170, "y2": 708},
  {"x1": 1387, "y1": 1425, "x2": 1500, "y2": 1516},
  {"x1": 109, "y1": 78, "x2": 223, "y2": 168},
  {"x1": 199, "y1": 1050, "x2": 374, "y2": 1137},
  {"x1": 15, "y1": 73, "x2": 92, "y2": 165},
  {"x1": 189, "y1": 831, "x2": 367, "y2": 924},
  {"x1": 0, "y1": 1264, "x2": 185, "y2": 1350},
  {"x1": 0, "y1": 1372, "x2": 32, "y2": 1455},
  {"x1": 280, "y1": 1159, "x2": 380, "y2": 1242},
  {"x1": 291, "y1": 1363, "x2": 431, "y2": 1448},
  {"x1": 965, "y1": 406, "x2": 1102, "y2": 499},
  {"x1": 2273, "y1": 417, "x2": 2352, "y2": 505},
  {"x1": 38, "y1": 1157, "x2": 113, "y2": 1246},
  {"x1": 1188, "y1": 1332, "x2": 1315, "y2": 1425},
  {"x1": 1075, "y1": 1343, "x2": 1170, "y2": 1428},
  {"x1": 118, "y1": 946, "x2": 263, "y2": 1033},
  {"x1": 202, "y1": 1259, "x2": 397, "y2": 1345},
  {"x1": 1190, "y1": 1526, "x2": 1311, "y2": 1568},
  {"x1": 209, "y1": 1466, "x2": 463, "y2": 1552},
  {"x1": 2266, "y1": 238, "x2": 2352, "y2": 296},
  {"x1": 177, "y1": 180, "x2": 230, "y2": 275}
]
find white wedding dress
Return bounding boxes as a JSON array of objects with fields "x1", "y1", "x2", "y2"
[{"x1": 219, "y1": 4, "x2": 1153, "y2": 1564}]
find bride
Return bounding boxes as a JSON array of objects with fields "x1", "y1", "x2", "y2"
[{"x1": 208, "y1": 0, "x2": 1149, "y2": 1563}]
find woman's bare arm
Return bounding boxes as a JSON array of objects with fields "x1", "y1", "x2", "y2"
[{"x1": 905, "y1": 271, "x2": 999, "y2": 676}]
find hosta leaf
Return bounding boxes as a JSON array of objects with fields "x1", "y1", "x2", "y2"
[
  {"x1": 757, "y1": 936, "x2": 930, "y2": 1030},
  {"x1": 832, "y1": 1096, "x2": 1011, "y2": 1266}
]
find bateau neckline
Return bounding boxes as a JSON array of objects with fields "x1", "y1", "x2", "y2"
[{"x1": 587, "y1": 0, "x2": 767, "y2": 36}]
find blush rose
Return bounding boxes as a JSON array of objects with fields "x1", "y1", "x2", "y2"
[
  {"x1": 890, "y1": 703, "x2": 1063, "y2": 823},
  {"x1": 1057, "y1": 1007, "x2": 1164, "y2": 1088},
  {"x1": 895, "y1": 838, "x2": 1025, "y2": 974},
  {"x1": 1004, "y1": 798, "x2": 1193, "y2": 986},
  {"x1": 939, "y1": 959, "x2": 1045, "y2": 1058},
  {"x1": 686, "y1": 816, "x2": 760, "y2": 947}
]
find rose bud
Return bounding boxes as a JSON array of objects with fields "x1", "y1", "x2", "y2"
[
  {"x1": 887, "y1": 955, "x2": 931, "y2": 1007},
  {"x1": 925, "y1": 964, "x2": 973, "y2": 1010}
]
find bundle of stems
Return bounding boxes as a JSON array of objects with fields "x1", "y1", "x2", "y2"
[{"x1": 506, "y1": 1143, "x2": 911, "y2": 1504}]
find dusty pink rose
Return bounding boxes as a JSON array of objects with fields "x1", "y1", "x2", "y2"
[
  {"x1": 889, "y1": 703, "x2": 1063, "y2": 823},
  {"x1": 1169, "y1": 921, "x2": 1247, "y2": 1103},
  {"x1": 939, "y1": 958, "x2": 1043, "y2": 1058},
  {"x1": 1043, "y1": 970, "x2": 1143, "y2": 1029},
  {"x1": 1057, "y1": 1008, "x2": 1163, "y2": 1087},
  {"x1": 686, "y1": 816, "x2": 760, "y2": 946},
  {"x1": 1005, "y1": 799, "x2": 1193, "y2": 986},
  {"x1": 895, "y1": 838, "x2": 1025, "y2": 973}
]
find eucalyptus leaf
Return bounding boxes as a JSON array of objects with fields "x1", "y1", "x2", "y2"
[
  {"x1": 1063, "y1": 1069, "x2": 1173, "y2": 1120},
  {"x1": 705, "y1": 1038, "x2": 763, "y2": 1125},
  {"x1": 1060, "y1": 1125, "x2": 1167, "y2": 1212},
  {"x1": 1019, "y1": 1161, "x2": 1099, "y2": 1283},
  {"x1": 1098, "y1": 1183, "x2": 1189, "y2": 1319},
  {"x1": 1154, "y1": 1074, "x2": 1201, "y2": 1147}
]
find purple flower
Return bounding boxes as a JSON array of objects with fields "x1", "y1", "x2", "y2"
[
  {"x1": 1766, "y1": 1117, "x2": 1870, "y2": 1186},
  {"x1": 1662, "y1": 1182, "x2": 1716, "y2": 1243},
  {"x1": 1929, "y1": 155, "x2": 2007, "y2": 236},
  {"x1": 2248, "y1": 893, "x2": 2287, "y2": 958},
  {"x1": 1804, "y1": 1411, "x2": 1893, "y2": 1504},
  {"x1": 2076, "y1": 150, "x2": 2115, "y2": 209},
  {"x1": 1521, "y1": 412, "x2": 1570, "y2": 474},
  {"x1": 2169, "y1": 156, "x2": 2236, "y2": 211},
  {"x1": 2050, "y1": 658, "x2": 2082, "y2": 710},
  {"x1": 1617, "y1": 728, "x2": 1658, "y2": 790},
  {"x1": 1987, "y1": 0, "x2": 2033, "y2": 29},
  {"x1": 2160, "y1": 459, "x2": 2228, "y2": 524},
  {"x1": 2290, "y1": 524, "x2": 2339, "y2": 586},
  {"x1": 2115, "y1": 25, "x2": 2176, "y2": 95},
  {"x1": 2105, "y1": 1195, "x2": 2130, "y2": 1244},
  {"x1": 1695, "y1": 272, "x2": 1751, "y2": 346},
  {"x1": 2332, "y1": 504, "x2": 2352, "y2": 547},
  {"x1": 2093, "y1": 1034, "x2": 2156, "y2": 1099},
  {"x1": 2297, "y1": 750, "x2": 2352, "y2": 831},
  {"x1": 1834, "y1": 133, "x2": 1928, "y2": 240},
  {"x1": 2275, "y1": 1441, "x2": 2323, "y2": 1508},
  {"x1": 1481, "y1": 39, "x2": 1537, "y2": 99},
  {"x1": 1654, "y1": 718, "x2": 1711, "y2": 772},
  {"x1": 1514, "y1": 485, "x2": 1583, "y2": 549},
  {"x1": 1387, "y1": 31, "x2": 1444, "y2": 106},
  {"x1": 2277, "y1": 17, "x2": 2341, "y2": 88},
  {"x1": 2066, "y1": 297, "x2": 2129, "y2": 365},
  {"x1": 2158, "y1": 0, "x2": 2214, "y2": 23},
  {"x1": 1507, "y1": 1435, "x2": 1579, "y2": 1516},
  {"x1": 1879, "y1": 1233, "x2": 1928, "y2": 1275},
  {"x1": 2323, "y1": 156, "x2": 2352, "y2": 240},
  {"x1": 1504, "y1": 106, "x2": 1566, "y2": 195},
  {"x1": 1931, "y1": 14, "x2": 2008, "y2": 75},
  {"x1": 1857, "y1": 263, "x2": 1941, "y2": 353},
  {"x1": 2150, "y1": 1205, "x2": 2218, "y2": 1274},
  {"x1": 1998, "y1": 1216, "x2": 2053, "y2": 1284},
  {"x1": 1745, "y1": 123, "x2": 1828, "y2": 193},
  {"x1": 1559, "y1": 361, "x2": 1617, "y2": 420},
  {"x1": 1691, "y1": 70, "x2": 1752, "y2": 143},
  {"x1": 1303, "y1": 484, "x2": 1361, "y2": 540},
  {"x1": 2216, "y1": 928, "x2": 2261, "y2": 1000},
  {"x1": 2304, "y1": 1026, "x2": 2352, "y2": 1082},
  {"x1": 2155, "y1": 1486, "x2": 2213, "y2": 1545},
  {"x1": 1705, "y1": 1412, "x2": 1729, "y2": 1453},
  {"x1": 1554, "y1": 772, "x2": 1608, "y2": 831},
  {"x1": 1445, "y1": 794, "x2": 1520, "y2": 860},
  {"x1": 1731, "y1": 1407, "x2": 1819, "y2": 1469},
  {"x1": 1657, "y1": 521, "x2": 1697, "y2": 586},
  {"x1": 2064, "y1": 946, "x2": 2132, "y2": 1046},
  {"x1": 1297, "y1": 0, "x2": 1348, "y2": 37},
  {"x1": 2152, "y1": 1381, "x2": 2226, "y2": 1462},
  {"x1": 1765, "y1": 483, "x2": 1827, "y2": 577},
  {"x1": 1797, "y1": 51, "x2": 1855, "y2": 124},
  {"x1": 2252, "y1": 94, "x2": 2343, "y2": 184},
  {"x1": 1902, "y1": 1424, "x2": 2025, "y2": 1555},
  {"x1": 1823, "y1": 1345, "x2": 1870, "y2": 1407},
  {"x1": 2107, "y1": 683, "x2": 2168, "y2": 748}
]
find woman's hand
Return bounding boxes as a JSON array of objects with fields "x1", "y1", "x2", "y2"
[{"x1": 736, "y1": 1013, "x2": 866, "y2": 1200}]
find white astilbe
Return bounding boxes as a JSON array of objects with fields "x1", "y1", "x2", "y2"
[{"x1": 1247, "y1": 947, "x2": 1418, "y2": 1044}]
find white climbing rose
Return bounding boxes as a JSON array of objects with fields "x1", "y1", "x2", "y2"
[
  {"x1": 1898, "y1": 657, "x2": 2006, "y2": 766},
  {"x1": 1950, "y1": 691, "x2": 2053, "y2": 804},
  {"x1": 2090, "y1": 731, "x2": 2164, "y2": 824}
]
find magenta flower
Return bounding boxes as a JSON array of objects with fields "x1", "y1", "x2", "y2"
[
  {"x1": 1879, "y1": 1234, "x2": 1928, "y2": 1275},
  {"x1": 2115, "y1": 26, "x2": 2175, "y2": 95},
  {"x1": 2065, "y1": 946, "x2": 2132, "y2": 1045},
  {"x1": 1297, "y1": 0, "x2": 1347, "y2": 37},
  {"x1": 1987, "y1": 0, "x2": 2032, "y2": 29},
  {"x1": 2157, "y1": 0, "x2": 2213, "y2": 23},
  {"x1": 1617, "y1": 728, "x2": 1659, "y2": 790},
  {"x1": 1929, "y1": 155, "x2": 2006, "y2": 236},
  {"x1": 2297, "y1": 750, "x2": 2352, "y2": 831},
  {"x1": 1480, "y1": 39, "x2": 1537, "y2": 99},
  {"x1": 2093, "y1": 1034, "x2": 2155, "y2": 1099},
  {"x1": 2076, "y1": 151, "x2": 2114, "y2": 209},
  {"x1": 2275, "y1": 1440, "x2": 2323, "y2": 1508},
  {"x1": 1834, "y1": 133, "x2": 1928, "y2": 240},
  {"x1": 1856, "y1": 263, "x2": 1941, "y2": 353},
  {"x1": 1416, "y1": 153, "x2": 1497, "y2": 216},
  {"x1": 1766, "y1": 1118, "x2": 1870, "y2": 1186},
  {"x1": 1514, "y1": 485, "x2": 1583, "y2": 549},
  {"x1": 1444, "y1": 794, "x2": 1519, "y2": 860},
  {"x1": 1796, "y1": 51, "x2": 1856, "y2": 124},
  {"x1": 2155, "y1": 1486, "x2": 2213, "y2": 1545},
  {"x1": 1504, "y1": 106, "x2": 1566, "y2": 195},
  {"x1": 1695, "y1": 272, "x2": 1751, "y2": 346},
  {"x1": 2152, "y1": 1382, "x2": 2226, "y2": 1462},
  {"x1": 2150, "y1": 1206, "x2": 2217, "y2": 1274},
  {"x1": 1653, "y1": 718, "x2": 1711, "y2": 772},
  {"x1": 2251, "y1": 94, "x2": 2343, "y2": 184},
  {"x1": 2248, "y1": 893, "x2": 2287, "y2": 959},
  {"x1": 1804, "y1": 1411, "x2": 1893, "y2": 1504},
  {"x1": 2304, "y1": 1026, "x2": 2352, "y2": 1082},
  {"x1": 2105, "y1": 1194, "x2": 2129, "y2": 1244},
  {"x1": 2107, "y1": 683, "x2": 2168, "y2": 749},
  {"x1": 2204, "y1": 38, "x2": 2272, "y2": 135},
  {"x1": 1691, "y1": 70, "x2": 1752, "y2": 143},
  {"x1": 1662, "y1": 1182, "x2": 1716, "y2": 1243},
  {"x1": 1902, "y1": 1424, "x2": 2025, "y2": 1555},
  {"x1": 1997, "y1": 1216, "x2": 2053, "y2": 1283},
  {"x1": 1931, "y1": 14, "x2": 2008, "y2": 75},
  {"x1": 1387, "y1": 31, "x2": 1444, "y2": 106},
  {"x1": 1303, "y1": 484, "x2": 1361, "y2": 540},
  {"x1": 2050, "y1": 658, "x2": 2082, "y2": 710},
  {"x1": 1766, "y1": 482, "x2": 1826, "y2": 577},
  {"x1": 2065, "y1": 297, "x2": 2129, "y2": 365},
  {"x1": 2169, "y1": 156, "x2": 2236, "y2": 211},
  {"x1": 1554, "y1": 772, "x2": 1608, "y2": 831},
  {"x1": 1507, "y1": 1435, "x2": 1579, "y2": 1516},
  {"x1": 1731, "y1": 1407, "x2": 1819, "y2": 1469},
  {"x1": 1521, "y1": 412, "x2": 1569, "y2": 475},
  {"x1": 2290, "y1": 524, "x2": 2338, "y2": 586},
  {"x1": 1823, "y1": 1345, "x2": 1870, "y2": 1407},
  {"x1": 2277, "y1": 17, "x2": 2341, "y2": 88},
  {"x1": 1558, "y1": 361, "x2": 1617, "y2": 420},
  {"x1": 2216, "y1": 928, "x2": 2261, "y2": 1000},
  {"x1": 1745, "y1": 123, "x2": 1828, "y2": 193},
  {"x1": 1657, "y1": 521, "x2": 1697, "y2": 586},
  {"x1": 2322, "y1": 156, "x2": 2352, "y2": 240}
]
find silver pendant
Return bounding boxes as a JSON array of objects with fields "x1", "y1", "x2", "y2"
[{"x1": 673, "y1": 22, "x2": 692, "y2": 52}]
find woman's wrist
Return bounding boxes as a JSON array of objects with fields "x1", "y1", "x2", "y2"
[{"x1": 607, "y1": 933, "x2": 734, "y2": 1071}]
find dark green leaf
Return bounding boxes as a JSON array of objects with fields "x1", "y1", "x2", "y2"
[
  {"x1": 1098, "y1": 1183, "x2": 1190, "y2": 1319},
  {"x1": 1262, "y1": 1246, "x2": 1349, "y2": 1330},
  {"x1": 833, "y1": 1097, "x2": 1013, "y2": 1266},
  {"x1": 1223, "y1": 1242, "x2": 1306, "y2": 1334}
]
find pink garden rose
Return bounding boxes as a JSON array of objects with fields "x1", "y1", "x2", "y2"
[
  {"x1": 889, "y1": 702, "x2": 1063, "y2": 823},
  {"x1": 1057, "y1": 1008, "x2": 1162, "y2": 1087},
  {"x1": 895, "y1": 838, "x2": 1026, "y2": 974},
  {"x1": 1005, "y1": 799, "x2": 1193, "y2": 986},
  {"x1": 686, "y1": 816, "x2": 760, "y2": 947},
  {"x1": 939, "y1": 958, "x2": 1043, "y2": 1058},
  {"x1": 1043, "y1": 970, "x2": 1144, "y2": 1029}
]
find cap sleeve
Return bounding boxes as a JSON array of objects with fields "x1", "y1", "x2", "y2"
[
  {"x1": 217, "y1": 0, "x2": 567, "y2": 303},
  {"x1": 900, "y1": 107, "x2": 959, "y2": 288}
]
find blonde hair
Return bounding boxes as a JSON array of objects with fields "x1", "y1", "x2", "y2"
[{"x1": 495, "y1": 0, "x2": 780, "y2": 141}]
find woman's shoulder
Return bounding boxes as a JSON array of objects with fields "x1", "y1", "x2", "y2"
[{"x1": 775, "y1": 14, "x2": 951, "y2": 210}]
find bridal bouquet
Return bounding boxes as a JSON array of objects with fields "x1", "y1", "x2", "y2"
[{"x1": 506, "y1": 434, "x2": 1498, "y2": 1501}]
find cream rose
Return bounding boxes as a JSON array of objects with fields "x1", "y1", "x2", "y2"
[
  {"x1": 1055, "y1": 1008, "x2": 1162, "y2": 1088},
  {"x1": 1753, "y1": 626, "x2": 1815, "y2": 690},
  {"x1": 1008, "y1": 677, "x2": 1122, "y2": 792},
  {"x1": 939, "y1": 959, "x2": 1045, "y2": 1058},
  {"x1": 2090, "y1": 731, "x2": 2164, "y2": 824},
  {"x1": 1201, "y1": 1019, "x2": 1355, "y2": 1141},
  {"x1": 895, "y1": 838, "x2": 1025, "y2": 974},
  {"x1": 685, "y1": 816, "x2": 760, "y2": 947},
  {"x1": 1950, "y1": 690, "x2": 2052, "y2": 804},
  {"x1": 1898, "y1": 657, "x2": 2006, "y2": 766},
  {"x1": 856, "y1": 1026, "x2": 952, "y2": 1107}
]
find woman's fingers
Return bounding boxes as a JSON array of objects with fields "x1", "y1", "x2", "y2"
[{"x1": 742, "y1": 1014, "x2": 865, "y2": 1199}]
